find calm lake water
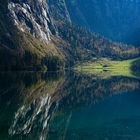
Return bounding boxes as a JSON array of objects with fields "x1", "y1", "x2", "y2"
[{"x1": 0, "y1": 71, "x2": 140, "y2": 140}]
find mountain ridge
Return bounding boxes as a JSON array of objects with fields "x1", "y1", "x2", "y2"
[{"x1": 66, "y1": 0, "x2": 140, "y2": 46}]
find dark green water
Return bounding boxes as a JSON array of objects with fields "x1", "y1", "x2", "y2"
[{"x1": 0, "y1": 72, "x2": 140, "y2": 140}]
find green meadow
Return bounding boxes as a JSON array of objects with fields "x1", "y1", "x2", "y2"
[{"x1": 74, "y1": 58, "x2": 140, "y2": 79}]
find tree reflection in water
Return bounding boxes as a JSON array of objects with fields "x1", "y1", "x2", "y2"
[{"x1": 0, "y1": 72, "x2": 140, "y2": 140}]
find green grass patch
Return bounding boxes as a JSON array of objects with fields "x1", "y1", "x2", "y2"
[{"x1": 74, "y1": 58, "x2": 140, "y2": 79}]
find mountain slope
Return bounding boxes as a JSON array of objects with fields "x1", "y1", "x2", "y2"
[
  {"x1": 66, "y1": 0, "x2": 140, "y2": 46},
  {"x1": 55, "y1": 22, "x2": 140, "y2": 63},
  {"x1": 0, "y1": 0, "x2": 140, "y2": 70},
  {"x1": 0, "y1": 0, "x2": 65, "y2": 70}
]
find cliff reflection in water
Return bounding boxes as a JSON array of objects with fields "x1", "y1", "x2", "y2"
[{"x1": 0, "y1": 72, "x2": 140, "y2": 140}]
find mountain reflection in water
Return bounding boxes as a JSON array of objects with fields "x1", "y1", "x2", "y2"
[{"x1": 0, "y1": 72, "x2": 140, "y2": 140}]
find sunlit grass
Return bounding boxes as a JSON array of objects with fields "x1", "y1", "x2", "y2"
[{"x1": 74, "y1": 58, "x2": 140, "y2": 79}]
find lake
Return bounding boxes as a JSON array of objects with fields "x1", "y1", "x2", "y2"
[{"x1": 0, "y1": 71, "x2": 140, "y2": 140}]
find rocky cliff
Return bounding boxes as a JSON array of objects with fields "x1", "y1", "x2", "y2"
[
  {"x1": 8, "y1": 0, "x2": 71, "y2": 42},
  {"x1": 8, "y1": 0, "x2": 52, "y2": 42},
  {"x1": 0, "y1": 0, "x2": 65, "y2": 70}
]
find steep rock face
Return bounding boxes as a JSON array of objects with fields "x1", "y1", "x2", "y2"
[
  {"x1": 8, "y1": 0, "x2": 71, "y2": 42},
  {"x1": 0, "y1": 0, "x2": 65, "y2": 70},
  {"x1": 48, "y1": 0, "x2": 71, "y2": 22},
  {"x1": 8, "y1": 0, "x2": 55, "y2": 43}
]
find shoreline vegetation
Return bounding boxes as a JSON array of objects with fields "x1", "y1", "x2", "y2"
[{"x1": 74, "y1": 57, "x2": 140, "y2": 79}]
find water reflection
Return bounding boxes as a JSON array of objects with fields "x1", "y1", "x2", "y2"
[{"x1": 0, "y1": 72, "x2": 140, "y2": 139}]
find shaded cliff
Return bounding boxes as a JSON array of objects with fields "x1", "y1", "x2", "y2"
[{"x1": 66, "y1": 0, "x2": 140, "y2": 46}]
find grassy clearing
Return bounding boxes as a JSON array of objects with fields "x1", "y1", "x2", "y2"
[{"x1": 74, "y1": 58, "x2": 140, "y2": 79}]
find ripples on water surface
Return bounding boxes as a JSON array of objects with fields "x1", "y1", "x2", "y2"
[{"x1": 0, "y1": 71, "x2": 140, "y2": 140}]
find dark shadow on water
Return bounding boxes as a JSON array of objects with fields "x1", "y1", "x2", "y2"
[
  {"x1": 131, "y1": 58, "x2": 140, "y2": 78},
  {"x1": 0, "y1": 71, "x2": 140, "y2": 139}
]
